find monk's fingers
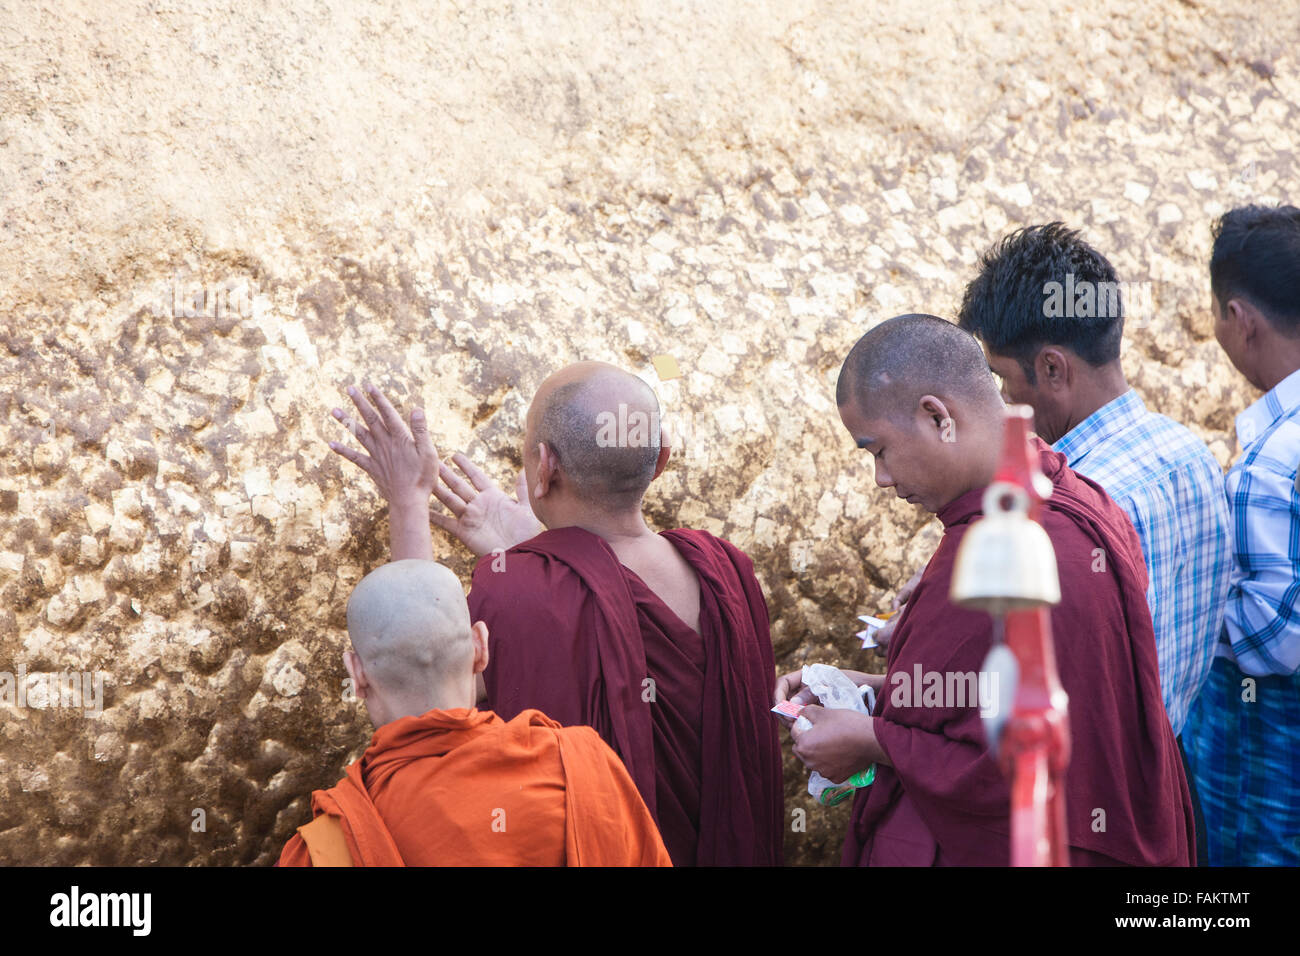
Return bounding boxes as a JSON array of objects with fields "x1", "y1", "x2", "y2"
[
  {"x1": 773, "y1": 669, "x2": 804, "y2": 704},
  {"x1": 790, "y1": 709, "x2": 820, "y2": 744},
  {"x1": 452, "y1": 453, "x2": 496, "y2": 493},
  {"x1": 366, "y1": 384, "x2": 410, "y2": 437},
  {"x1": 432, "y1": 473, "x2": 468, "y2": 517},
  {"x1": 331, "y1": 408, "x2": 375, "y2": 452},
  {"x1": 409, "y1": 406, "x2": 439, "y2": 460},
  {"x1": 328, "y1": 439, "x2": 376, "y2": 478},
  {"x1": 792, "y1": 687, "x2": 818, "y2": 707},
  {"x1": 799, "y1": 704, "x2": 825, "y2": 724},
  {"x1": 345, "y1": 384, "x2": 385, "y2": 435},
  {"x1": 429, "y1": 507, "x2": 459, "y2": 534},
  {"x1": 514, "y1": 469, "x2": 529, "y2": 502},
  {"x1": 440, "y1": 460, "x2": 478, "y2": 503},
  {"x1": 894, "y1": 567, "x2": 925, "y2": 608},
  {"x1": 875, "y1": 617, "x2": 898, "y2": 647}
]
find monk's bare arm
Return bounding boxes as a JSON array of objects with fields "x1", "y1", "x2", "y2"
[{"x1": 329, "y1": 384, "x2": 439, "y2": 561}]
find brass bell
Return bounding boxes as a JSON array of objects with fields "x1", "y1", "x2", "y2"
[{"x1": 950, "y1": 481, "x2": 1061, "y2": 614}]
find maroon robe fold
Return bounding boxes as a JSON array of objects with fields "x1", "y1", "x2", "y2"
[
  {"x1": 842, "y1": 439, "x2": 1194, "y2": 866},
  {"x1": 468, "y1": 525, "x2": 783, "y2": 866}
]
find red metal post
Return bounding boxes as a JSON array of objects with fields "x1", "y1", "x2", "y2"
[{"x1": 994, "y1": 407, "x2": 1071, "y2": 867}]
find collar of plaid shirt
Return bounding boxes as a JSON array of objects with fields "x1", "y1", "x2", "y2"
[
  {"x1": 1235, "y1": 367, "x2": 1300, "y2": 452},
  {"x1": 1052, "y1": 388, "x2": 1146, "y2": 463}
]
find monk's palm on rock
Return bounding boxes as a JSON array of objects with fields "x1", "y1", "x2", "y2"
[{"x1": 432, "y1": 456, "x2": 543, "y2": 557}]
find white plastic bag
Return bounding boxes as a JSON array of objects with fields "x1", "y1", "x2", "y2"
[{"x1": 798, "y1": 663, "x2": 875, "y2": 802}]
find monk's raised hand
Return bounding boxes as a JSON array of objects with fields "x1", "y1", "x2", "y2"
[
  {"x1": 430, "y1": 454, "x2": 544, "y2": 558},
  {"x1": 789, "y1": 706, "x2": 881, "y2": 781},
  {"x1": 329, "y1": 384, "x2": 440, "y2": 503}
]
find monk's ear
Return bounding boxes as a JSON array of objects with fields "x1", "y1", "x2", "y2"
[
  {"x1": 469, "y1": 621, "x2": 490, "y2": 675},
  {"x1": 918, "y1": 394, "x2": 954, "y2": 442},
  {"x1": 343, "y1": 650, "x2": 369, "y2": 701},
  {"x1": 652, "y1": 427, "x2": 671, "y2": 479},
  {"x1": 534, "y1": 442, "x2": 556, "y2": 498}
]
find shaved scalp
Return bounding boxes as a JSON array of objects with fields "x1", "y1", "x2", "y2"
[
  {"x1": 537, "y1": 364, "x2": 661, "y2": 509},
  {"x1": 836, "y1": 313, "x2": 1003, "y2": 421},
  {"x1": 346, "y1": 560, "x2": 473, "y2": 699}
]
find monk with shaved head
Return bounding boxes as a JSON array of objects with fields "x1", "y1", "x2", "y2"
[
  {"x1": 278, "y1": 559, "x2": 671, "y2": 866},
  {"x1": 776, "y1": 313, "x2": 1194, "y2": 866},
  {"x1": 329, "y1": 362, "x2": 783, "y2": 866}
]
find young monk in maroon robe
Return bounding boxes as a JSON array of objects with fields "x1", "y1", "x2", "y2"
[
  {"x1": 776, "y1": 314, "x2": 1194, "y2": 866},
  {"x1": 328, "y1": 363, "x2": 783, "y2": 866},
  {"x1": 278, "y1": 559, "x2": 671, "y2": 867}
]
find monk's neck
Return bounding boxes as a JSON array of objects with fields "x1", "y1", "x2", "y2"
[
  {"x1": 561, "y1": 509, "x2": 656, "y2": 546},
  {"x1": 372, "y1": 681, "x2": 475, "y2": 727}
]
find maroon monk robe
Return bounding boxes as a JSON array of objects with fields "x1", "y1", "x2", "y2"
[
  {"x1": 467, "y1": 525, "x2": 784, "y2": 866},
  {"x1": 843, "y1": 439, "x2": 1194, "y2": 866}
]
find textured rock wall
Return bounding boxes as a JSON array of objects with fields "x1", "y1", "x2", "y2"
[{"x1": 1, "y1": 0, "x2": 1296, "y2": 865}]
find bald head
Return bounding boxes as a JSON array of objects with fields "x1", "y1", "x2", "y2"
[
  {"x1": 345, "y1": 560, "x2": 474, "y2": 703},
  {"x1": 836, "y1": 313, "x2": 1003, "y2": 423},
  {"x1": 530, "y1": 361, "x2": 662, "y2": 510}
]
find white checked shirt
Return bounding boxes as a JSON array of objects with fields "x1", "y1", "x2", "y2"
[
  {"x1": 1220, "y1": 368, "x2": 1300, "y2": 676},
  {"x1": 1054, "y1": 389, "x2": 1234, "y2": 734}
]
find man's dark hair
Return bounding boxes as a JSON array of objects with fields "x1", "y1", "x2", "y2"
[
  {"x1": 1210, "y1": 204, "x2": 1300, "y2": 335},
  {"x1": 957, "y1": 222, "x2": 1125, "y2": 383}
]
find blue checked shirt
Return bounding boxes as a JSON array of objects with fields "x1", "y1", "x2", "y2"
[
  {"x1": 1220, "y1": 367, "x2": 1300, "y2": 676},
  {"x1": 1054, "y1": 389, "x2": 1233, "y2": 735}
]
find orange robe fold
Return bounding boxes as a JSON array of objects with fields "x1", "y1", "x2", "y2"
[{"x1": 278, "y1": 707, "x2": 671, "y2": 867}]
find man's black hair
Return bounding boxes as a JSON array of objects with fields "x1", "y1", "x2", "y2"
[
  {"x1": 1210, "y1": 204, "x2": 1300, "y2": 335},
  {"x1": 957, "y1": 222, "x2": 1124, "y2": 384}
]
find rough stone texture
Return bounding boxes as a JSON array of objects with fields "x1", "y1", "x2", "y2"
[{"x1": 1, "y1": 0, "x2": 1296, "y2": 865}]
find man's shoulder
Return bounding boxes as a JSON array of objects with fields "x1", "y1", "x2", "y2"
[
  {"x1": 1080, "y1": 408, "x2": 1223, "y2": 497},
  {"x1": 1233, "y1": 411, "x2": 1300, "y2": 483},
  {"x1": 1138, "y1": 408, "x2": 1220, "y2": 458}
]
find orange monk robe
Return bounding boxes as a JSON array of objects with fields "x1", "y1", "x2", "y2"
[{"x1": 278, "y1": 707, "x2": 672, "y2": 866}]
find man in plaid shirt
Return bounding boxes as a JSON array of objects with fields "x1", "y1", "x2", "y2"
[
  {"x1": 958, "y1": 223, "x2": 1233, "y2": 863},
  {"x1": 1184, "y1": 204, "x2": 1300, "y2": 866}
]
